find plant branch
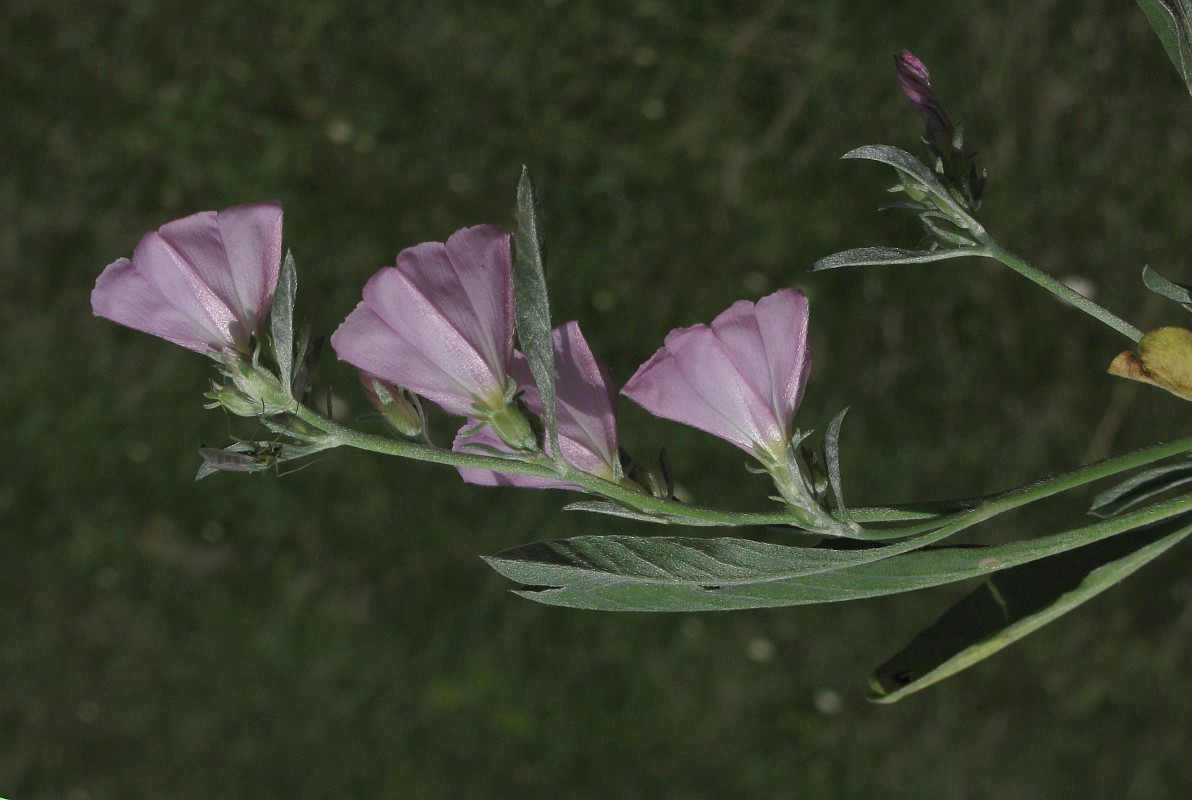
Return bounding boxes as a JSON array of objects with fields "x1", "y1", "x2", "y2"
[{"x1": 979, "y1": 238, "x2": 1143, "y2": 342}]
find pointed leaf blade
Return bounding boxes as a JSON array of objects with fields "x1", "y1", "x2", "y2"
[
  {"x1": 271, "y1": 250, "x2": 297, "y2": 391},
  {"x1": 485, "y1": 535, "x2": 890, "y2": 593},
  {"x1": 562, "y1": 501, "x2": 673, "y2": 524},
  {"x1": 513, "y1": 167, "x2": 559, "y2": 460},
  {"x1": 487, "y1": 496, "x2": 1192, "y2": 611},
  {"x1": 868, "y1": 520, "x2": 1192, "y2": 703},
  {"x1": 812, "y1": 246, "x2": 983, "y2": 272},
  {"x1": 1137, "y1": 0, "x2": 1192, "y2": 95},
  {"x1": 1141, "y1": 264, "x2": 1192, "y2": 313},
  {"x1": 1089, "y1": 458, "x2": 1192, "y2": 517},
  {"x1": 842, "y1": 144, "x2": 972, "y2": 221}
]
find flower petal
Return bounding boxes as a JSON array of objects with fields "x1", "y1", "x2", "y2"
[
  {"x1": 214, "y1": 201, "x2": 284, "y2": 334},
  {"x1": 333, "y1": 271, "x2": 500, "y2": 416},
  {"x1": 91, "y1": 256, "x2": 225, "y2": 353},
  {"x1": 330, "y1": 225, "x2": 515, "y2": 416},
  {"x1": 91, "y1": 202, "x2": 284, "y2": 353},
  {"x1": 510, "y1": 321, "x2": 619, "y2": 480},
  {"x1": 453, "y1": 425, "x2": 574, "y2": 489},
  {"x1": 454, "y1": 321, "x2": 620, "y2": 489},
  {"x1": 622, "y1": 288, "x2": 811, "y2": 458}
]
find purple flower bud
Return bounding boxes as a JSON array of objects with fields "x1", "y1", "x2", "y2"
[
  {"x1": 894, "y1": 51, "x2": 954, "y2": 151},
  {"x1": 455, "y1": 321, "x2": 620, "y2": 489},
  {"x1": 330, "y1": 225, "x2": 516, "y2": 418},
  {"x1": 91, "y1": 202, "x2": 284, "y2": 354},
  {"x1": 622, "y1": 289, "x2": 812, "y2": 463}
]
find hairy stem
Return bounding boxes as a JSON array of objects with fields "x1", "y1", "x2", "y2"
[
  {"x1": 292, "y1": 402, "x2": 1192, "y2": 541},
  {"x1": 979, "y1": 238, "x2": 1143, "y2": 342}
]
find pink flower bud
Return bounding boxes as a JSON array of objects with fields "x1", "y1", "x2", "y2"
[
  {"x1": 91, "y1": 202, "x2": 284, "y2": 354},
  {"x1": 622, "y1": 289, "x2": 812, "y2": 463},
  {"x1": 330, "y1": 225, "x2": 516, "y2": 418},
  {"x1": 894, "y1": 51, "x2": 954, "y2": 151},
  {"x1": 455, "y1": 321, "x2": 620, "y2": 489}
]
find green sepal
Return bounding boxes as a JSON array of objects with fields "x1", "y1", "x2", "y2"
[
  {"x1": 622, "y1": 448, "x2": 674, "y2": 500},
  {"x1": 919, "y1": 215, "x2": 979, "y2": 248}
]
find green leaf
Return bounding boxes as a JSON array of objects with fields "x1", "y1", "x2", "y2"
[
  {"x1": 1141, "y1": 264, "x2": 1192, "y2": 313},
  {"x1": 486, "y1": 494, "x2": 1192, "y2": 611},
  {"x1": 868, "y1": 518, "x2": 1192, "y2": 703},
  {"x1": 842, "y1": 144, "x2": 974, "y2": 222},
  {"x1": 1089, "y1": 458, "x2": 1192, "y2": 517},
  {"x1": 486, "y1": 535, "x2": 895, "y2": 594},
  {"x1": 812, "y1": 246, "x2": 982, "y2": 272},
  {"x1": 513, "y1": 167, "x2": 559, "y2": 461},
  {"x1": 1137, "y1": 0, "x2": 1192, "y2": 96},
  {"x1": 270, "y1": 250, "x2": 297, "y2": 392},
  {"x1": 563, "y1": 501, "x2": 674, "y2": 524}
]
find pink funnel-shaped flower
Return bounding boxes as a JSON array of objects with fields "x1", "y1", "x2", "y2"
[
  {"x1": 454, "y1": 321, "x2": 619, "y2": 489},
  {"x1": 91, "y1": 202, "x2": 284, "y2": 353},
  {"x1": 330, "y1": 225, "x2": 515, "y2": 417},
  {"x1": 622, "y1": 288, "x2": 811, "y2": 462}
]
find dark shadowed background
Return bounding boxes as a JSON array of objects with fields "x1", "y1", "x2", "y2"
[{"x1": 4, "y1": 1, "x2": 1192, "y2": 797}]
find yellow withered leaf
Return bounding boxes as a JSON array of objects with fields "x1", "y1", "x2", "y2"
[{"x1": 1108, "y1": 326, "x2": 1192, "y2": 402}]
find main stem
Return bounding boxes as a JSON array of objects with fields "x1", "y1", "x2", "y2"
[
  {"x1": 293, "y1": 403, "x2": 1192, "y2": 539},
  {"x1": 294, "y1": 404, "x2": 800, "y2": 528}
]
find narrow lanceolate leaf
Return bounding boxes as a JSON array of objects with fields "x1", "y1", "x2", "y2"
[
  {"x1": 842, "y1": 144, "x2": 973, "y2": 221},
  {"x1": 271, "y1": 250, "x2": 298, "y2": 391},
  {"x1": 1137, "y1": 0, "x2": 1192, "y2": 96},
  {"x1": 1089, "y1": 458, "x2": 1192, "y2": 517},
  {"x1": 1141, "y1": 265, "x2": 1192, "y2": 313},
  {"x1": 811, "y1": 246, "x2": 982, "y2": 272},
  {"x1": 485, "y1": 494, "x2": 1192, "y2": 611},
  {"x1": 868, "y1": 518, "x2": 1192, "y2": 703},
  {"x1": 563, "y1": 501, "x2": 785, "y2": 527},
  {"x1": 513, "y1": 167, "x2": 559, "y2": 461},
  {"x1": 563, "y1": 501, "x2": 673, "y2": 524},
  {"x1": 485, "y1": 535, "x2": 895, "y2": 595}
]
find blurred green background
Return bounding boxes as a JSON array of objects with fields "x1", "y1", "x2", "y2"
[{"x1": 4, "y1": 0, "x2": 1192, "y2": 797}]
